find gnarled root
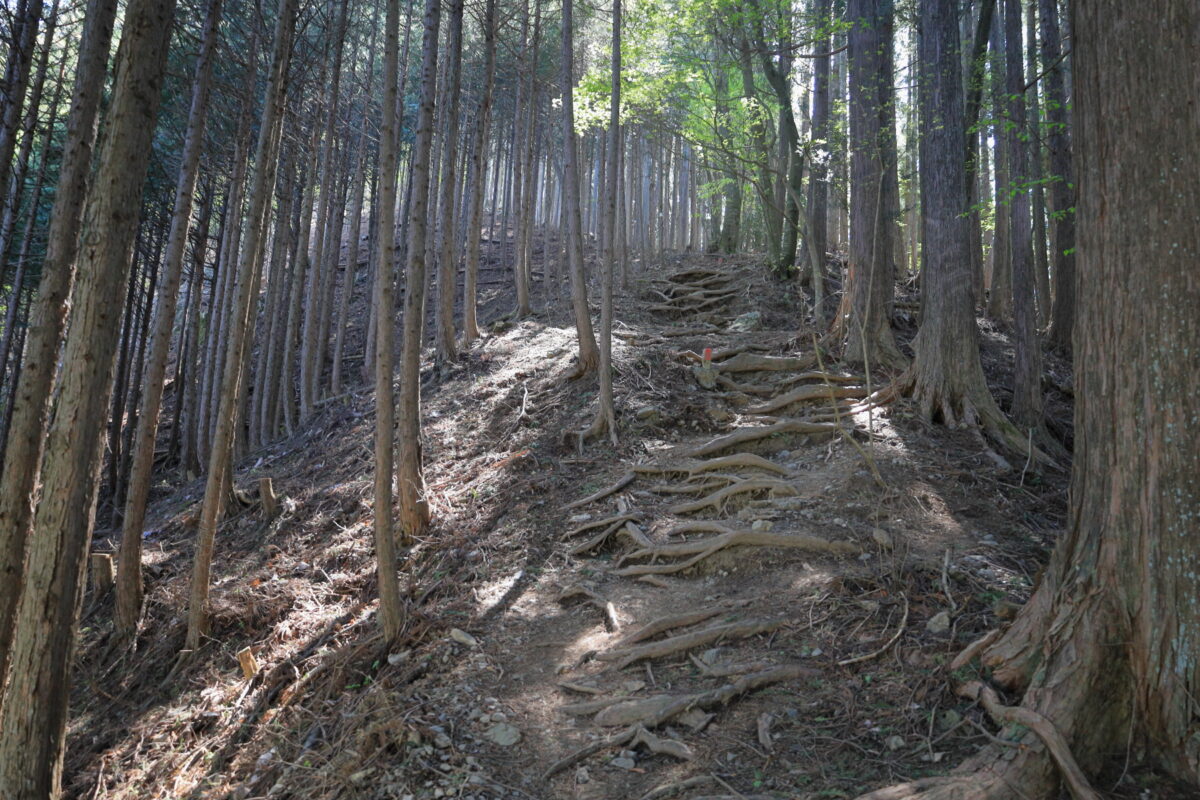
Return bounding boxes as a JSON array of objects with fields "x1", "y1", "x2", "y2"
[
  {"x1": 571, "y1": 521, "x2": 652, "y2": 556},
  {"x1": 595, "y1": 618, "x2": 784, "y2": 670},
  {"x1": 614, "y1": 529, "x2": 861, "y2": 576},
  {"x1": 687, "y1": 419, "x2": 841, "y2": 458},
  {"x1": 565, "y1": 471, "x2": 636, "y2": 509},
  {"x1": 668, "y1": 478, "x2": 797, "y2": 514},
  {"x1": 614, "y1": 601, "x2": 750, "y2": 647},
  {"x1": 746, "y1": 384, "x2": 868, "y2": 415}
]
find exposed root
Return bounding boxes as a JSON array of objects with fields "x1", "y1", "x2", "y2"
[
  {"x1": 648, "y1": 477, "x2": 733, "y2": 495},
  {"x1": 958, "y1": 681, "x2": 1101, "y2": 800},
  {"x1": 613, "y1": 530, "x2": 861, "y2": 576},
  {"x1": 639, "y1": 775, "x2": 717, "y2": 800},
  {"x1": 565, "y1": 471, "x2": 636, "y2": 509},
  {"x1": 668, "y1": 478, "x2": 797, "y2": 514},
  {"x1": 633, "y1": 452, "x2": 789, "y2": 478},
  {"x1": 686, "y1": 419, "x2": 841, "y2": 458},
  {"x1": 563, "y1": 513, "x2": 638, "y2": 540},
  {"x1": 558, "y1": 696, "x2": 626, "y2": 715},
  {"x1": 557, "y1": 583, "x2": 621, "y2": 631},
  {"x1": 715, "y1": 353, "x2": 816, "y2": 373},
  {"x1": 746, "y1": 384, "x2": 868, "y2": 415},
  {"x1": 570, "y1": 521, "x2": 652, "y2": 556},
  {"x1": 595, "y1": 618, "x2": 784, "y2": 670},
  {"x1": 950, "y1": 629, "x2": 1002, "y2": 672},
  {"x1": 541, "y1": 725, "x2": 639, "y2": 779},
  {"x1": 614, "y1": 601, "x2": 750, "y2": 647}
]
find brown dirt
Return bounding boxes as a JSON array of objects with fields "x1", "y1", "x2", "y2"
[{"x1": 68, "y1": 243, "x2": 1176, "y2": 800}]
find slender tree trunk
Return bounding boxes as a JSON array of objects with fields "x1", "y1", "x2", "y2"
[
  {"x1": 185, "y1": 0, "x2": 297, "y2": 653},
  {"x1": 985, "y1": 9, "x2": 1011, "y2": 319},
  {"x1": 0, "y1": 0, "x2": 176, "y2": 790},
  {"x1": 115, "y1": 0, "x2": 223, "y2": 640},
  {"x1": 461, "y1": 0, "x2": 496, "y2": 346},
  {"x1": 1025, "y1": 0, "x2": 1050, "y2": 326},
  {"x1": 435, "y1": 0, "x2": 465, "y2": 363},
  {"x1": 0, "y1": 0, "x2": 118, "y2": 694},
  {"x1": 1041, "y1": 0, "x2": 1074, "y2": 351},
  {"x1": 561, "y1": 0, "x2": 599, "y2": 376},
  {"x1": 396, "y1": 0, "x2": 441, "y2": 539},
  {"x1": 807, "y1": 0, "x2": 832, "y2": 315}
]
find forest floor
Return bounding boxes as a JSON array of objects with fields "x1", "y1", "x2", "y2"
[{"x1": 64, "y1": 244, "x2": 1116, "y2": 800}]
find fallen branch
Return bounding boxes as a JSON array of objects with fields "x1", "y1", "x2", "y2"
[
  {"x1": 558, "y1": 584, "x2": 621, "y2": 631},
  {"x1": 836, "y1": 594, "x2": 909, "y2": 666},
  {"x1": 565, "y1": 471, "x2": 636, "y2": 510},
  {"x1": 563, "y1": 513, "x2": 639, "y2": 540}
]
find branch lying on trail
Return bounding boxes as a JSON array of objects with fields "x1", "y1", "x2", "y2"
[
  {"x1": 543, "y1": 664, "x2": 818, "y2": 779},
  {"x1": 565, "y1": 470, "x2": 635, "y2": 509},
  {"x1": 836, "y1": 594, "x2": 909, "y2": 666},
  {"x1": 686, "y1": 418, "x2": 842, "y2": 458},
  {"x1": 669, "y1": 478, "x2": 797, "y2": 514},
  {"x1": 614, "y1": 601, "x2": 751, "y2": 647},
  {"x1": 595, "y1": 617, "x2": 784, "y2": 671},
  {"x1": 746, "y1": 384, "x2": 868, "y2": 415},
  {"x1": 957, "y1": 681, "x2": 1101, "y2": 800},
  {"x1": 613, "y1": 529, "x2": 861, "y2": 576}
]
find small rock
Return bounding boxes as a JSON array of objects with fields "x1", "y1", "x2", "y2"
[
  {"x1": 434, "y1": 731, "x2": 452, "y2": 749},
  {"x1": 926, "y1": 611, "x2": 952, "y2": 635},
  {"x1": 575, "y1": 767, "x2": 590, "y2": 784},
  {"x1": 568, "y1": 513, "x2": 592, "y2": 524},
  {"x1": 611, "y1": 757, "x2": 636, "y2": 770},
  {"x1": 387, "y1": 650, "x2": 411, "y2": 666},
  {"x1": 450, "y1": 628, "x2": 479, "y2": 647},
  {"x1": 751, "y1": 519, "x2": 773, "y2": 532},
  {"x1": 484, "y1": 723, "x2": 521, "y2": 747},
  {"x1": 620, "y1": 680, "x2": 646, "y2": 694},
  {"x1": 729, "y1": 311, "x2": 762, "y2": 332},
  {"x1": 871, "y1": 528, "x2": 894, "y2": 549},
  {"x1": 635, "y1": 406, "x2": 662, "y2": 423},
  {"x1": 884, "y1": 735, "x2": 905, "y2": 751},
  {"x1": 700, "y1": 647, "x2": 723, "y2": 665}
]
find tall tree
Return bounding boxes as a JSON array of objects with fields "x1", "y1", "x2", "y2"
[
  {"x1": 115, "y1": 0, "x2": 224, "y2": 640},
  {"x1": 806, "y1": 0, "x2": 833, "y2": 315},
  {"x1": 560, "y1": 0, "x2": 599, "y2": 376},
  {"x1": 373, "y1": 0, "x2": 405, "y2": 643},
  {"x1": 460, "y1": 0, "x2": 497, "y2": 346},
  {"x1": 0, "y1": 0, "x2": 177, "y2": 790},
  {"x1": 0, "y1": 0, "x2": 119, "y2": 696},
  {"x1": 435, "y1": 0, "x2": 465, "y2": 363},
  {"x1": 861, "y1": 1, "x2": 1200, "y2": 797},
  {"x1": 839, "y1": 0, "x2": 905, "y2": 368},
  {"x1": 396, "y1": 0, "x2": 442, "y2": 538},
  {"x1": 1040, "y1": 0, "x2": 1074, "y2": 351},
  {"x1": 1003, "y1": 0, "x2": 1042, "y2": 433},
  {"x1": 185, "y1": 0, "x2": 298, "y2": 653}
]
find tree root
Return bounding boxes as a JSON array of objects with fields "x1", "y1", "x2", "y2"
[
  {"x1": 648, "y1": 477, "x2": 733, "y2": 495},
  {"x1": 716, "y1": 353, "x2": 817, "y2": 373},
  {"x1": 557, "y1": 584, "x2": 621, "y2": 631},
  {"x1": 563, "y1": 513, "x2": 639, "y2": 540},
  {"x1": 613, "y1": 529, "x2": 861, "y2": 576},
  {"x1": 571, "y1": 521, "x2": 652, "y2": 556},
  {"x1": 614, "y1": 601, "x2": 750, "y2": 647},
  {"x1": 565, "y1": 471, "x2": 636, "y2": 509},
  {"x1": 634, "y1": 452, "x2": 790, "y2": 478},
  {"x1": 747, "y1": 384, "x2": 868, "y2": 415},
  {"x1": 595, "y1": 618, "x2": 784, "y2": 670},
  {"x1": 668, "y1": 478, "x2": 797, "y2": 514},
  {"x1": 639, "y1": 775, "x2": 717, "y2": 800},
  {"x1": 957, "y1": 681, "x2": 1101, "y2": 800},
  {"x1": 686, "y1": 419, "x2": 841, "y2": 458}
]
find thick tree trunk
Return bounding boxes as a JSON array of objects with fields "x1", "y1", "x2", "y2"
[
  {"x1": 185, "y1": 0, "x2": 297, "y2": 653},
  {"x1": 435, "y1": 0, "x2": 464, "y2": 363},
  {"x1": 840, "y1": 0, "x2": 905, "y2": 369},
  {"x1": 0, "y1": 0, "x2": 176, "y2": 792},
  {"x1": 985, "y1": 9, "x2": 1011, "y2": 319},
  {"x1": 397, "y1": 0, "x2": 441, "y2": 539},
  {"x1": 860, "y1": 3, "x2": 1200, "y2": 798},
  {"x1": 0, "y1": 0, "x2": 118, "y2": 695},
  {"x1": 115, "y1": 0, "x2": 223, "y2": 640},
  {"x1": 807, "y1": 0, "x2": 832, "y2": 314}
]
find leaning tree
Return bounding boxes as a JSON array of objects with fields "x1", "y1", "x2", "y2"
[{"x1": 861, "y1": 1, "x2": 1200, "y2": 798}]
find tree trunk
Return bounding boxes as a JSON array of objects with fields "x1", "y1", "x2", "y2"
[
  {"x1": 435, "y1": 0, "x2": 465, "y2": 363},
  {"x1": 185, "y1": 0, "x2": 297, "y2": 653},
  {"x1": 807, "y1": 0, "x2": 832, "y2": 315},
  {"x1": 0, "y1": 0, "x2": 176, "y2": 791},
  {"x1": 0, "y1": 0, "x2": 118, "y2": 695},
  {"x1": 860, "y1": 3, "x2": 1200, "y2": 797},
  {"x1": 1041, "y1": 0, "x2": 1074, "y2": 351},
  {"x1": 397, "y1": 0, "x2": 441, "y2": 539},
  {"x1": 985, "y1": 9, "x2": 1011, "y2": 319},
  {"x1": 115, "y1": 0, "x2": 223, "y2": 640},
  {"x1": 461, "y1": 0, "x2": 497, "y2": 346},
  {"x1": 840, "y1": 0, "x2": 905, "y2": 369},
  {"x1": 560, "y1": 0, "x2": 599, "y2": 376}
]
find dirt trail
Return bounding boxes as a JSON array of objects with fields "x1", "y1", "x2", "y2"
[{"x1": 67, "y1": 252, "x2": 1070, "y2": 800}]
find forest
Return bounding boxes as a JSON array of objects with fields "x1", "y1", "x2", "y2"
[{"x1": 0, "y1": 0, "x2": 1195, "y2": 797}]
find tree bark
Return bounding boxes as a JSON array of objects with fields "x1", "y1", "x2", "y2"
[
  {"x1": 435, "y1": 0, "x2": 465, "y2": 363},
  {"x1": 0, "y1": 0, "x2": 176, "y2": 791},
  {"x1": 1041, "y1": 0, "x2": 1074, "y2": 351},
  {"x1": 115, "y1": 0, "x2": 223, "y2": 640},
  {"x1": 461, "y1": 0, "x2": 497, "y2": 346},
  {"x1": 860, "y1": 3, "x2": 1200, "y2": 798},
  {"x1": 0, "y1": 0, "x2": 118, "y2": 696}
]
